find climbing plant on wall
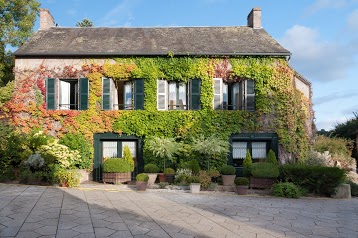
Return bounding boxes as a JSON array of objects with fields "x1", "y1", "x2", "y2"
[{"x1": 2, "y1": 56, "x2": 312, "y2": 162}]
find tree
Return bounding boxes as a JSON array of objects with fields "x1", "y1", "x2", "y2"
[
  {"x1": 0, "y1": 0, "x2": 40, "y2": 80},
  {"x1": 331, "y1": 111, "x2": 358, "y2": 160},
  {"x1": 76, "y1": 18, "x2": 94, "y2": 27}
]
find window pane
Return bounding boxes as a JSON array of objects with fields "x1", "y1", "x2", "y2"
[
  {"x1": 59, "y1": 80, "x2": 70, "y2": 110},
  {"x1": 223, "y1": 83, "x2": 228, "y2": 109},
  {"x1": 168, "y1": 82, "x2": 176, "y2": 109},
  {"x1": 122, "y1": 141, "x2": 136, "y2": 158},
  {"x1": 124, "y1": 81, "x2": 133, "y2": 109},
  {"x1": 103, "y1": 141, "x2": 118, "y2": 158},
  {"x1": 178, "y1": 82, "x2": 186, "y2": 109},
  {"x1": 214, "y1": 79, "x2": 221, "y2": 94},
  {"x1": 232, "y1": 142, "x2": 247, "y2": 159},
  {"x1": 232, "y1": 83, "x2": 240, "y2": 110},
  {"x1": 252, "y1": 142, "x2": 266, "y2": 159}
]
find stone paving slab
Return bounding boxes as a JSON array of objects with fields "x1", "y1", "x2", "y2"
[{"x1": 0, "y1": 183, "x2": 357, "y2": 238}]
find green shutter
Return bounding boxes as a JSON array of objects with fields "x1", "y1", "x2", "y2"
[
  {"x1": 238, "y1": 82, "x2": 243, "y2": 110},
  {"x1": 79, "y1": 78, "x2": 89, "y2": 110},
  {"x1": 246, "y1": 80, "x2": 255, "y2": 111},
  {"x1": 134, "y1": 79, "x2": 144, "y2": 110},
  {"x1": 46, "y1": 78, "x2": 56, "y2": 110},
  {"x1": 190, "y1": 78, "x2": 201, "y2": 110},
  {"x1": 102, "y1": 78, "x2": 111, "y2": 110}
]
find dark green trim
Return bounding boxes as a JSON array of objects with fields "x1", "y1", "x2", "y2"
[
  {"x1": 229, "y1": 133, "x2": 278, "y2": 174},
  {"x1": 134, "y1": 79, "x2": 144, "y2": 110},
  {"x1": 46, "y1": 78, "x2": 56, "y2": 110},
  {"x1": 102, "y1": 77, "x2": 111, "y2": 110},
  {"x1": 79, "y1": 78, "x2": 89, "y2": 110},
  {"x1": 93, "y1": 133, "x2": 142, "y2": 181}
]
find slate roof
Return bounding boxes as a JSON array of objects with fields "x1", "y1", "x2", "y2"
[{"x1": 14, "y1": 26, "x2": 291, "y2": 57}]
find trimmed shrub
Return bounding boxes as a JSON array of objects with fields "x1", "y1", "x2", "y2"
[
  {"x1": 272, "y1": 182, "x2": 304, "y2": 198},
  {"x1": 136, "y1": 173, "x2": 149, "y2": 182},
  {"x1": 279, "y1": 164, "x2": 346, "y2": 196},
  {"x1": 25, "y1": 153, "x2": 45, "y2": 171},
  {"x1": 266, "y1": 149, "x2": 278, "y2": 165},
  {"x1": 144, "y1": 163, "x2": 160, "y2": 173},
  {"x1": 235, "y1": 177, "x2": 249, "y2": 186},
  {"x1": 102, "y1": 158, "x2": 131, "y2": 173},
  {"x1": 164, "y1": 168, "x2": 175, "y2": 175},
  {"x1": 187, "y1": 175, "x2": 200, "y2": 183},
  {"x1": 251, "y1": 162, "x2": 279, "y2": 178},
  {"x1": 243, "y1": 150, "x2": 252, "y2": 177},
  {"x1": 198, "y1": 170, "x2": 212, "y2": 189},
  {"x1": 220, "y1": 165, "x2": 236, "y2": 175}
]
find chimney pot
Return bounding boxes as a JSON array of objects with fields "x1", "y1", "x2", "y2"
[
  {"x1": 39, "y1": 8, "x2": 54, "y2": 30},
  {"x1": 247, "y1": 7, "x2": 262, "y2": 29}
]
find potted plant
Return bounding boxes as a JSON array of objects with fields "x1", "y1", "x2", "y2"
[
  {"x1": 250, "y1": 162, "x2": 279, "y2": 189},
  {"x1": 220, "y1": 165, "x2": 236, "y2": 186},
  {"x1": 136, "y1": 173, "x2": 149, "y2": 191},
  {"x1": 102, "y1": 158, "x2": 133, "y2": 184},
  {"x1": 53, "y1": 166, "x2": 80, "y2": 187},
  {"x1": 144, "y1": 163, "x2": 160, "y2": 185},
  {"x1": 187, "y1": 175, "x2": 201, "y2": 193},
  {"x1": 235, "y1": 177, "x2": 249, "y2": 195},
  {"x1": 164, "y1": 168, "x2": 175, "y2": 184}
]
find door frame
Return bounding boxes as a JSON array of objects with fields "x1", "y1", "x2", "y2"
[{"x1": 93, "y1": 133, "x2": 142, "y2": 181}]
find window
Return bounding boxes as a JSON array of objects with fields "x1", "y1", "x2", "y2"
[
  {"x1": 102, "y1": 78, "x2": 144, "y2": 110},
  {"x1": 232, "y1": 141, "x2": 268, "y2": 166},
  {"x1": 213, "y1": 78, "x2": 255, "y2": 111},
  {"x1": 46, "y1": 78, "x2": 88, "y2": 110},
  {"x1": 157, "y1": 79, "x2": 200, "y2": 110}
]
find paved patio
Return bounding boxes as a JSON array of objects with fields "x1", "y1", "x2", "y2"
[{"x1": 0, "y1": 183, "x2": 357, "y2": 238}]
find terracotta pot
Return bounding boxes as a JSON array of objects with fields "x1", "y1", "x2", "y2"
[
  {"x1": 158, "y1": 173, "x2": 166, "y2": 182},
  {"x1": 236, "y1": 185, "x2": 249, "y2": 195},
  {"x1": 136, "y1": 181, "x2": 148, "y2": 191},
  {"x1": 221, "y1": 175, "x2": 236, "y2": 186}
]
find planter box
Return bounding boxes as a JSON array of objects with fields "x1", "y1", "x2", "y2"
[
  {"x1": 147, "y1": 173, "x2": 158, "y2": 185},
  {"x1": 250, "y1": 177, "x2": 276, "y2": 189},
  {"x1": 165, "y1": 174, "x2": 175, "y2": 184},
  {"x1": 103, "y1": 172, "x2": 131, "y2": 184},
  {"x1": 190, "y1": 183, "x2": 201, "y2": 193},
  {"x1": 158, "y1": 173, "x2": 166, "y2": 183},
  {"x1": 76, "y1": 169, "x2": 91, "y2": 183}
]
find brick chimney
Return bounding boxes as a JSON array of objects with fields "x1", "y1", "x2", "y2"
[
  {"x1": 39, "y1": 9, "x2": 54, "y2": 30},
  {"x1": 247, "y1": 7, "x2": 261, "y2": 29}
]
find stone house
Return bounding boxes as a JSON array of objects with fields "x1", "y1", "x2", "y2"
[{"x1": 11, "y1": 8, "x2": 314, "y2": 180}]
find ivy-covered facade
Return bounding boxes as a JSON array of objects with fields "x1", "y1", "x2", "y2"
[{"x1": 6, "y1": 8, "x2": 314, "y2": 179}]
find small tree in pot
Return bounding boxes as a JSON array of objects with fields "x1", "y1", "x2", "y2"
[
  {"x1": 136, "y1": 173, "x2": 149, "y2": 191},
  {"x1": 235, "y1": 177, "x2": 249, "y2": 195},
  {"x1": 220, "y1": 165, "x2": 236, "y2": 186}
]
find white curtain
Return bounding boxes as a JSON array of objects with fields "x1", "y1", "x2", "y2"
[
  {"x1": 124, "y1": 82, "x2": 133, "y2": 109},
  {"x1": 252, "y1": 142, "x2": 266, "y2": 159},
  {"x1": 232, "y1": 142, "x2": 247, "y2": 159},
  {"x1": 103, "y1": 141, "x2": 118, "y2": 158},
  {"x1": 168, "y1": 82, "x2": 176, "y2": 109}
]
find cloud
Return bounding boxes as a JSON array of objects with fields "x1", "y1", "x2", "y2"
[
  {"x1": 313, "y1": 92, "x2": 357, "y2": 105},
  {"x1": 305, "y1": 0, "x2": 348, "y2": 15},
  {"x1": 279, "y1": 25, "x2": 353, "y2": 81},
  {"x1": 347, "y1": 9, "x2": 358, "y2": 29},
  {"x1": 99, "y1": 0, "x2": 137, "y2": 27}
]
